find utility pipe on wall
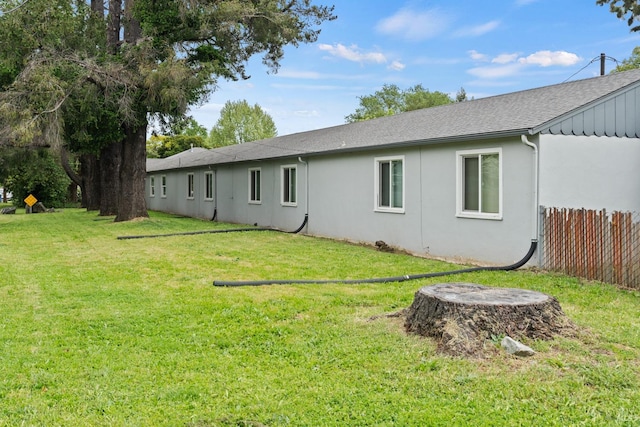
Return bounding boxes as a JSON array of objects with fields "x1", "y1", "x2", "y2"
[
  {"x1": 520, "y1": 134, "x2": 539, "y2": 243},
  {"x1": 211, "y1": 169, "x2": 218, "y2": 221},
  {"x1": 298, "y1": 156, "x2": 310, "y2": 229}
]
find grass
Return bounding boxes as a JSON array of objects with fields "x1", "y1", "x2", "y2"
[{"x1": 0, "y1": 207, "x2": 639, "y2": 426}]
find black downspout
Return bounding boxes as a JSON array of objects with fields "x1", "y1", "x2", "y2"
[
  {"x1": 117, "y1": 214, "x2": 309, "y2": 240},
  {"x1": 213, "y1": 240, "x2": 538, "y2": 287}
]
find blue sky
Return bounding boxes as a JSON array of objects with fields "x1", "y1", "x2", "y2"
[{"x1": 186, "y1": 0, "x2": 640, "y2": 137}]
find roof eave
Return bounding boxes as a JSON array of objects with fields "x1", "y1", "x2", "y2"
[{"x1": 299, "y1": 129, "x2": 535, "y2": 158}]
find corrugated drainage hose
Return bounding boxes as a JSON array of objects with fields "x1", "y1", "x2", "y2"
[{"x1": 213, "y1": 241, "x2": 537, "y2": 287}]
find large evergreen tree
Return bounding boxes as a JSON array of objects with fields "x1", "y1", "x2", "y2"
[{"x1": 0, "y1": 0, "x2": 335, "y2": 221}]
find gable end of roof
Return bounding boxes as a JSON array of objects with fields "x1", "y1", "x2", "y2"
[{"x1": 536, "y1": 78, "x2": 640, "y2": 138}]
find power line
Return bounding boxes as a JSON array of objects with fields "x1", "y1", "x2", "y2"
[{"x1": 562, "y1": 54, "x2": 620, "y2": 83}]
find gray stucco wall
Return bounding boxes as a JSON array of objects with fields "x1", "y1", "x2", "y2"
[
  {"x1": 146, "y1": 168, "x2": 216, "y2": 220},
  {"x1": 538, "y1": 134, "x2": 640, "y2": 212},
  {"x1": 144, "y1": 136, "x2": 537, "y2": 266},
  {"x1": 213, "y1": 160, "x2": 308, "y2": 230},
  {"x1": 304, "y1": 137, "x2": 536, "y2": 265}
]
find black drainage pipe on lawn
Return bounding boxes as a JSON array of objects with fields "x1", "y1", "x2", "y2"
[
  {"x1": 116, "y1": 214, "x2": 309, "y2": 240},
  {"x1": 212, "y1": 240, "x2": 537, "y2": 287}
]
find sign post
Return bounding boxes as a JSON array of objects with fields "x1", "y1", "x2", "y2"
[{"x1": 24, "y1": 194, "x2": 37, "y2": 214}]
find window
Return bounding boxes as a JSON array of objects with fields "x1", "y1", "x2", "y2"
[
  {"x1": 249, "y1": 168, "x2": 261, "y2": 204},
  {"x1": 204, "y1": 172, "x2": 214, "y2": 201},
  {"x1": 375, "y1": 156, "x2": 404, "y2": 213},
  {"x1": 281, "y1": 165, "x2": 297, "y2": 206},
  {"x1": 149, "y1": 176, "x2": 155, "y2": 197},
  {"x1": 161, "y1": 175, "x2": 167, "y2": 198},
  {"x1": 457, "y1": 148, "x2": 502, "y2": 219},
  {"x1": 187, "y1": 173, "x2": 195, "y2": 199}
]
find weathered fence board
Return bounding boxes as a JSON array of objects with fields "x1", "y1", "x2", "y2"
[{"x1": 541, "y1": 207, "x2": 639, "y2": 290}]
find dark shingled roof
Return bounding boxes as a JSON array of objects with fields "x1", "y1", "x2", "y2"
[{"x1": 148, "y1": 68, "x2": 640, "y2": 172}]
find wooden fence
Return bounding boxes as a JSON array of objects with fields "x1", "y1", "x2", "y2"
[{"x1": 541, "y1": 207, "x2": 640, "y2": 290}]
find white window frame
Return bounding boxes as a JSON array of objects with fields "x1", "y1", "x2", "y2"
[
  {"x1": 149, "y1": 176, "x2": 155, "y2": 197},
  {"x1": 248, "y1": 168, "x2": 262, "y2": 204},
  {"x1": 281, "y1": 165, "x2": 297, "y2": 207},
  {"x1": 204, "y1": 172, "x2": 214, "y2": 201},
  {"x1": 456, "y1": 147, "x2": 503, "y2": 220},
  {"x1": 187, "y1": 173, "x2": 195, "y2": 200},
  {"x1": 374, "y1": 155, "x2": 405, "y2": 214},
  {"x1": 161, "y1": 175, "x2": 167, "y2": 198}
]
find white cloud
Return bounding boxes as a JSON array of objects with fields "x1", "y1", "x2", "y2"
[
  {"x1": 467, "y1": 63, "x2": 525, "y2": 79},
  {"x1": 376, "y1": 7, "x2": 451, "y2": 41},
  {"x1": 454, "y1": 20, "x2": 501, "y2": 38},
  {"x1": 388, "y1": 60, "x2": 406, "y2": 71},
  {"x1": 492, "y1": 53, "x2": 520, "y2": 64},
  {"x1": 318, "y1": 43, "x2": 387, "y2": 64},
  {"x1": 276, "y1": 70, "x2": 323, "y2": 79},
  {"x1": 468, "y1": 50, "x2": 489, "y2": 61},
  {"x1": 518, "y1": 50, "x2": 581, "y2": 67},
  {"x1": 271, "y1": 83, "x2": 345, "y2": 91},
  {"x1": 467, "y1": 50, "x2": 582, "y2": 81},
  {"x1": 293, "y1": 110, "x2": 320, "y2": 118}
]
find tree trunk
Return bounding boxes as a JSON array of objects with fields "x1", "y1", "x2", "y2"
[
  {"x1": 59, "y1": 146, "x2": 81, "y2": 204},
  {"x1": 99, "y1": 140, "x2": 121, "y2": 216},
  {"x1": 91, "y1": 0, "x2": 104, "y2": 15},
  {"x1": 123, "y1": 0, "x2": 142, "y2": 43},
  {"x1": 115, "y1": 122, "x2": 148, "y2": 222},
  {"x1": 67, "y1": 183, "x2": 78, "y2": 203},
  {"x1": 107, "y1": 0, "x2": 122, "y2": 55},
  {"x1": 60, "y1": 146, "x2": 82, "y2": 187},
  {"x1": 404, "y1": 283, "x2": 575, "y2": 357},
  {"x1": 80, "y1": 154, "x2": 101, "y2": 211}
]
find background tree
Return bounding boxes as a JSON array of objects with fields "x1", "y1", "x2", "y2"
[
  {"x1": 456, "y1": 87, "x2": 469, "y2": 102},
  {"x1": 170, "y1": 117, "x2": 208, "y2": 140},
  {"x1": 597, "y1": 0, "x2": 640, "y2": 31},
  {"x1": 0, "y1": 0, "x2": 335, "y2": 221},
  {"x1": 345, "y1": 84, "x2": 454, "y2": 123},
  {"x1": 208, "y1": 100, "x2": 278, "y2": 147},
  {"x1": 147, "y1": 117, "x2": 211, "y2": 158},
  {"x1": 146, "y1": 133, "x2": 166, "y2": 159},
  {"x1": 613, "y1": 46, "x2": 640, "y2": 71},
  {"x1": 3, "y1": 148, "x2": 70, "y2": 208},
  {"x1": 155, "y1": 135, "x2": 209, "y2": 158},
  {"x1": 596, "y1": 2, "x2": 640, "y2": 72}
]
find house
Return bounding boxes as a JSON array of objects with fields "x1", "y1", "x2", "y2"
[{"x1": 145, "y1": 69, "x2": 640, "y2": 267}]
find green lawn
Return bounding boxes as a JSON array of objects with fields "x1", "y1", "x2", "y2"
[{"x1": 0, "y1": 208, "x2": 639, "y2": 426}]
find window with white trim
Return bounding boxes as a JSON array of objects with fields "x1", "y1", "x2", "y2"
[
  {"x1": 375, "y1": 156, "x2": 404, "y2": 213},
  {"x1": 149, "y1": 176, "x2": 155, "y2": 197},
  {"x1": 456, "y1": 148, "x2": 502, "y2": 219},
  {"x1": 161, "y1": 175, "x2": 167, "y2": 198},
  {"x1": 187, "y1": 173, "x2": 195, "y2": 199},
  {"x1": 281, "y1": 165, "x2": 297, "y2": 206},
  {"x1": 204, "y1": 172, "x2": 214, "y2": 201},
  {"x1": 249, "y1": 168, "x2": 261, "y2": 204}
]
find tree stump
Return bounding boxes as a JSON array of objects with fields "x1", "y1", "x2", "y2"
[{"x1": 404, "y1": 283, "x2": 574, "y2": 357}]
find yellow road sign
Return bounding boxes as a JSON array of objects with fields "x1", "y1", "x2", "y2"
[{"x1": 24, "y1": 194, "x2": 37, "y2": 207}]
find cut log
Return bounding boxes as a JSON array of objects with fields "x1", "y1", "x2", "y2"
[{"x1": 404, "y1": 283, "x2": 575, "y2": 357}]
